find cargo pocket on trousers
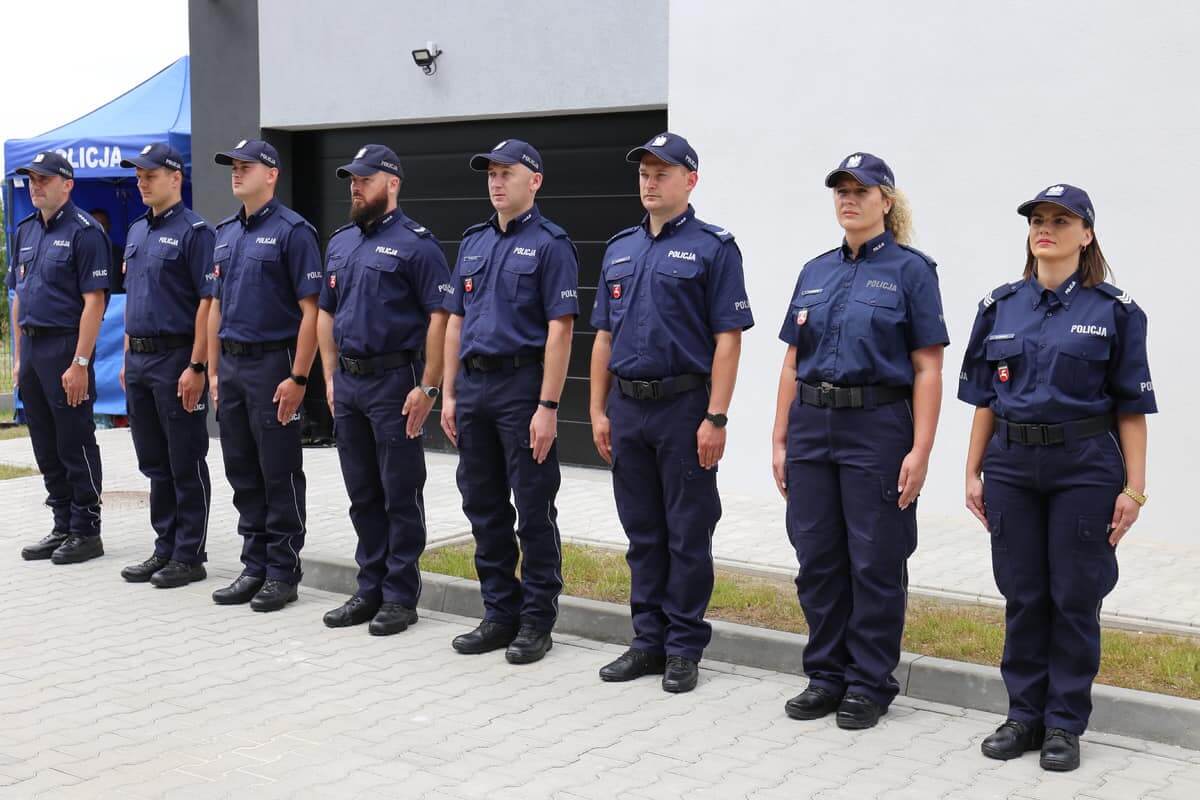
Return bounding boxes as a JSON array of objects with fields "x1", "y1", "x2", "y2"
[
  {"x1": 260, "y1": 413, "x2": 302, "y2": 475},
  {"x1": 986, "y1": 507, "x2": 1012, "y2": 596}
]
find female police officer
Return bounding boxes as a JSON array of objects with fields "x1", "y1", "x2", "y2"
[
  {"x1": 959, "y1": 184, "x2": 1155, "y2": 771},
  {"x1": 771, "y1": 153, "x2": 948, "y2": 729}
]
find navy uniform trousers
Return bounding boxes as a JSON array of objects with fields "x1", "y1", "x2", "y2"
[
  {"x1": 217, "y1": 347, "x2": 305, "y2": 583},
  {"x1": 785, "y1": 396, "x2": 917, "y2": 708},
  {"x1": 983, "y1": 429, "x2": 1123, "y2": 734},
  {"x1": 608, "y1": 384, "x2": 721, "y2": 663},
  {"x1": 19, "y1": 331, "x2": 102, "y2": 538},
  {"x1": 126, "y1": 347, "x2": 211, "y2": 564},
  {"x1": 333, "y1": 363, "x2": 427, "y2": 607},
  {"x1": 455, "y1": 363, "x2": 562, "y2": 632}
]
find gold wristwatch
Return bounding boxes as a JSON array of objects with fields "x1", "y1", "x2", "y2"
[{"x1": 1122, "y1": 486, "x2": 1148, "y2": 507}]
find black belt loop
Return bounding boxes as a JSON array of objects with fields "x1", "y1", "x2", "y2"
[
  {"x1": 128, "y1": 334, "x2": 193, "y2": 354},
  {"x1": 616, "y1": 373, "x2": 709, "y2": 401},
  {"x1": 220, "y1": 338, "x2": 296, "y2": 357},
  {"x1": 997, "y1": 415, "x2": 1112, "y2": 446},
  {"x1": 338, "y1": 350, "x2": 420, "y2": 376}
]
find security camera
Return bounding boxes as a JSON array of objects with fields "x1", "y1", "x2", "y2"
[{"x1": 412, "y1": 42, "x2": 442, "y2": 76}]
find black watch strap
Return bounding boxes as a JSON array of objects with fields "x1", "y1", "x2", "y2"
[
  {"x1": 189, "y1": 361, "x2": 207, "y2": 374},
  {"x1": 289, "y1": 373, "x2": 308, "y2": 386},
  {"x1": 705, "y1": 412, "x2": 728, "y2": 428},
  {"x1": 538, "y1": 400, "x2": 559, "y2": 410}
]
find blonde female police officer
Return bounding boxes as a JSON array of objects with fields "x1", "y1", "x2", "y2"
[
  {"x1": 959, "y1": 184, "x2": 1155, "y2": 772},
  {"x1": 772, "y1": 153, "x2": 948, "y2": 729}
]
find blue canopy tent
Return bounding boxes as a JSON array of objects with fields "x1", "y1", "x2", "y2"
[{"x1": 4, "y1": 56, "x2": 191, "y2": 416}]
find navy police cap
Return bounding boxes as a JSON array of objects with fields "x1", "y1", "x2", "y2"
[
  {"x1": 121, "y1": 142, "x2": 185, "y2": 172},
  {"x1": 337, "y1": 144, "x2": 404, "y2": 179},
  {"x1": 1017, "y1": 183, "x2": 1096, "y2": 225},
  {"x1": 626, "y1": 132, "x2": 699, "y2": 172},
  {"x1": 470, "y1": 139, "x2": 543, "y2": 174},
  {"x1": 15, "y1": 150, "x2": 74, "y2": 180},
  {"x1": 214, "y1": 138, "x2": 280, "y2": 169},
  {"x1": 824, "y1": 152, "x2": 895, "y2": 188}
]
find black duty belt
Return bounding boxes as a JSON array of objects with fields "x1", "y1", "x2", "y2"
[
  {"x1": 20, "y1": 326, "x2": 77, "y2": 338},
  {"x1": 128, "y1": 334, "x2": 192, "y2": 354},
  {"x1": 221, "y1": 338, "x2": 295, "y2": 357},
  {"x1": 463, "y1": 353, "x2": 542, "y2": 374},
  {"x1": 339, "y1": 350, "x2": 420, "y2": 376},
  {"x1": 996, "y1": 415, "x2": 1113, "y2": 446},
  {"x1": 798, "y1": 380, "x2": 911, "y2": 409},
  {"x1": 617, "y1": 373, "x2": 709, "y2": 401}
]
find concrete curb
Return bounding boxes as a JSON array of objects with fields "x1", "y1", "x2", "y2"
[{"x1": 301, "y1": 555, "x2": 1200, "y2": 751}]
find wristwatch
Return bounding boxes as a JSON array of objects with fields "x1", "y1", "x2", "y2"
[
  {"x1": 289, "y1": 373, "x2": 308, "y2": 386},
  {"x1": 538, "y1": 399, "x2": 559, "y2": 410},
  {"x1": 705, "y1": 412, "x2": 728, "y2": 428},
  {"x1": 420, "y1": 384, "x2": 440, "y2": 400},
  {"x1": 1122, "y1": 486, "x2": 1148, "y2": 507},
  {"x1": 189, "y1": 361, "x2": 207, "y2": 374},
  {"x1": 72, "y1": 355, "x2": 90, "y2": 368}
]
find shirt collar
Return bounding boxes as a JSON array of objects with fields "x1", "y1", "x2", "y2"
[
  {"x1": 491, "y1": 203, "x2": 541, "y2": 236},
  {"x1": 238, "y1": 197, "x2": 279, "y2": 228},
  {"x1": 641, "y1": 204, "x2": 695, "y2": 240},
  {"x1": 149, "y1": 201, "x2": 187, "y2": 229},
  {"x1": 40, "y1": 200, "x2": 76, "y2": 230},
  {"x1": 1031, "y1": 269, "x2": 1083, "y2": 308},
  {"x1": 360, "y1": 207, "x2": 404, "y2": 237},
  {"x1": 839, "y1": 229, "x2": 894, "y2": 262}
]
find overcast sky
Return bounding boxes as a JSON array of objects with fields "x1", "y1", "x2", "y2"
[{"x1": 0, "y1": 0, "x2": 189, "y2": 177}]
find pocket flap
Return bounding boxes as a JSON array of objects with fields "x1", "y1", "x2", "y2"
[
  {"x1": 794, "y1": 291, "x2": 830, "y2": 309},
  {"x1": 879, "y1": 475, "x2": 899, "y2": 503},
  {"x1": 460, "y1": 257, "x2": 487, "y2": 277},
  {"x1": 325, "y1": 253, "x2": 345, "y2": 272},
  {"x1": 123, "y1": 242, "x2": 138, "y2": 258},
  {"x1": 985, "y1": 336, "x2": 1023, "y2": 361},
  {"x1": 855, "y1": 289, "x2": 900, "y2": 310},
  {"x1": 247, "y1": 243, "x2": 279, "y2": 262},
  {"x1": 605, "y1": 261, "x2": 635, "y2": 281},
  {"x1": 149, "y1": 241, "x2": 181, "y2": 261},
  {"x1": 1063, "y1": 335, "x2": 1111, "y2": 361},
  {"x1": 503, "y1": 257, "x2": 538, "y2": 276},
  {"x1": 655, "y1": 259, "x2": 701, "y2": 279},
  {"x1": 46, "y1": 246, "x2": 72, "y2": 262},
  {"x1": 367, "y1": 255, "x2": 400, "y2": 273},
  {"x1": 1077, "y1": 515, "x2": 1110, "y2": 543}
]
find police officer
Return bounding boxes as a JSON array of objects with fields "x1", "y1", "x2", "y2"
[
  {"x1": 590, "y1": 132, "x2": 754, "y2": 693},
  {"x1": 960, "y1": 185, "x2": 1155, "y2": 771},
  {"x1": 772, "y1": 153, "x2": 948, "y2": 728},
  {"x1": 317, "y1": 145, "x2": 450, "y2": 635},
  {"x1": 440, "y1": 139, "x2": 579, "y2": 664},
  {"x1": 10, "y1": 152, "x2": 110, "y2": 564},
  {"x1": 117, "y1": 143, "x2": 215, "y2": 588},
  {"x1": 205, "y1": 139, "x2": 322, "y2": 612}
]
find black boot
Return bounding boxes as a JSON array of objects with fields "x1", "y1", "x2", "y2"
[
  {"x1": 250, "y1": 580, "x2": 298, "y2": 612},
  {"x1": 981, "y1": 720, "x2": 1045, "y2": 760},
  {"x1": 599, "y1": 648, "x2": 666, "y2": 682},
  {"x1": 452, "y1": 621, "x2": 518, "y2": 654},
  {"x1": 212, "y1": 574, "x2": 266, "y2": 605},
  {"x1": 662, "y1": 655, "x2": 699, "y2": 693},
  {"x1": 22, "y1": 531, "x2": 69, "y2": 561},
  {"x1": 505, "y1": 626, "x2": 553, "y2": 664},
  {"x1": 1040, "y1": 728, "x2": 1080, "y2": 772},
  {"x1": 785, "y1": 686, "x2": 843, "y2": 720},
  {"x1": 836, "y1": 694, "x2": 887, "y2": 730},
  {"x1": 121, "y1": 554, "x2": 170, "y2": 582},
  {"x1": 50, "y1": 535, "x2": 104, "y2": 565},
  {"x1": 369, "y1": 603, "x2": 418, "y2": 636},
  {"x1": 323, "y1": 596, "x2": 380, "y2": 628},
  {"x1": 150, "y1": 561, "x2": 207, "y2": 588}
]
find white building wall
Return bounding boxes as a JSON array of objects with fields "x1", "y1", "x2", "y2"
[
  {"x1": 258, "y1": 0, "x2": 668, "y2": 129},
  {"x1": 669, "y1": 0, "x2": 1199, "y2": 543}
]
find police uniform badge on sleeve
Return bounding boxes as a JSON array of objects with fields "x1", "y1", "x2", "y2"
[
  {"x1": 464, "y1": 277, "x2": 474, "y2": 293},
  {"x1": 796, "y1": 308, "x2": 808, "y2": 326},
  {"x1": 611, "y1": 283, "x2": 623, "y2": 300},
  {"x1": 997, "y1": 361, "x2": 1010, "y2": 383}
]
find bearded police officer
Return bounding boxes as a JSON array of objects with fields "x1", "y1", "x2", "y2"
[
  {"x1": 10, "y1": 151, "x2": 110, "y2": 564},
  {"x1": 440, "y1": 139, "x2": 579, "y2": 663},
  {"x1": 317, "y1": 145, "x2": 450, "y2": 635},
  {"x1": 206, "y1": 139, "x2": 322, "y2": 612},
  {"x1": 590, "y1": 132, "x2": 754, "y2": 693},
  {"x1": 116, "y1": 143, "x2": 216, "y2": 588}
]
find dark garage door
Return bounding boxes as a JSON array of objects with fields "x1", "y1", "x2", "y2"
[{"x1": 285, "y1": 109, "x2": 667, "y2": 468}]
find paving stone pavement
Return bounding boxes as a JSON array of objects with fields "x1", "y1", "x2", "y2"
[
  {"x1": 3, "y1": 431, "x2": 1200, "y2": 797},
  {"x1": 3, "y1": 429, "x2": 1200, "y2": 633}
]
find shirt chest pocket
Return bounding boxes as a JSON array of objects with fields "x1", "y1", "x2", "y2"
[
  {"x1": 243, "y1": 242, "x2": 279, "y2": 285},
  {"x1": 365, "y1": 254, "x2": 402, "y2": 295},
  {"x1": 43, "y1": 246, "x2": 74, "y2": 285},
  {"x1": 789, "y1": 292, "x2": 830, "y2": 340},
  {"x1": 149, "y1": 241, "x2": 181, "y2": 276},
  {"x1": 213, "y1": 243, "x2": 231, "y2": 283},
  {"x1": 1051, "y1": 335, "x2": 1111, "y2": 397},
  {"x1": 603, "y1": 261, "x2": 636, "y2": 322},
  {"x1": 502, "y1": 257, "x2": 538, "y2": 301},
  {"x1": 985, "y1": 336, "x2": 1024, "y2": 388},
  {"x1": 851, "y1": 287, "x2": 902, "y2": 335},
  {"x1": 121, "y1": 242, "x2": 138, "y2": 276},
  {"x1": 460, "y1": 258, "x2": 487, "y2": 304},
  {"x1": 652, "y1": 258, "x2": 702, "y2": 313}
]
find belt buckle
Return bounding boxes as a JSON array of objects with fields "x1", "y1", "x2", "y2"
[
  {"x1": 632, "y1": 380, "x2": 656, "y2": 401},
  {"x1": 1036, "y1": 424, "x2": 1051, "y2": 446},
  {"x1": 818, "y1": 381, "x2": 834, "y2": 406}
]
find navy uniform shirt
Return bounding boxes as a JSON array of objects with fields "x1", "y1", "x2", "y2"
[
  {"x1": 212, "y1": 198, "x2": 322, "y2": 343},
  {"x1": 958, "y1": 272, "x2": 1157, "y2": 423},
  {"x1": 7, "y1": 201, "x2": 111, "y2": 328},
  {"x1": 442, "y1": 204, "x2": 579, "y2": 359},
  {"x1": 778, "y1": 230, "x2": 949, "y2": 387},
  {"x1": 319, "y1": 210, "x2": 450, "y2": 357},
  {"x1": 122, "y1": 201, "x2": 216, "y2": 338},
  {"x1": 591, "y1": 205, "x2": 754, "y2": 380}
]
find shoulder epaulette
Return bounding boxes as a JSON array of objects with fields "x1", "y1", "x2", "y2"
[
  {"x1": 606, "y1": 225, "x2": 640, "y2": 245},
  {"x1": 462, "y1": 221, "x2": 491, "y2": 238},
  {"x1": 700, "y1": 223, "x2": 735, "y2": 243},
  {"x1": 404, "y1": 219, "x2": 434, "y2": 238},
  {"x1": 981, "y1": 281, "x2": 1021, "y2": 309},
  {"x1": 1096, "y1": 282, "x2": 1136, "y2": 307},
  {"x1": 538, "y1": 218, "x2": 569, "y2": 239},
  {"x1": 898, "y1": 243, "x2": 937, "y2": 268}
]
